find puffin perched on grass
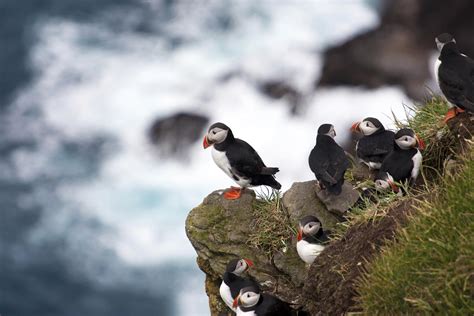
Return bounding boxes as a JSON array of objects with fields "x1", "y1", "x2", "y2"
[
  {"x1": 233, "y1": 284, "x2": 291, "y2": 316},
  {"x1": 296, "y1": 215, "x2": 329, "y2": 265},
  {"x1": 351, "y1": 117, "x2": 395, "y2": 170},
  {"x1": 434, "y1": 33, "x2": 474, "y2": 122},
  {"x1": 203, "y1": 122, "x2": 281, "y2": 200},
  {"x1": 375, "y1": 128, "x2": 424, "y2": 193},
  {"x1": 309, "y1": 124, "x2": 349, "y2": 195},
  {"x1": 220, "y1": 258, "x2": 255, "y2": 312}
]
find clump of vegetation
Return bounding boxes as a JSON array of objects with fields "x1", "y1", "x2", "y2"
[
  {"x1": 396, "y1": 96, "x2": 457, "y2": 180},
  {"x1": 246, "y1": 189, "x2": 294, "y2": 257},
  {"x1": 357, "y1": 145, "x2": 474, "y2": 314}
]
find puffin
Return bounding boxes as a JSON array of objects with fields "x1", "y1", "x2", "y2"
[
  {"x1": 351, "y1": 117, "x2": 395, "y2": 170},
  {"x1": 374, "y1": 128, "x2": 424, "y2": 192},
  {"x1": 296, "y1": 215, "x2": 329, "y2": 265},
  {"x1": 308, "y1": 124, "x2": 350, "y2": 195},
  {"x1": 233, "y1": 284, "x2": 291, "y2": 316},
  {"x1": 434, "y1": 33, "x2": 474, "y2": 122},
  {"x1": 203, "y1": 122, "x2": 281, "y2": 200},
  {"x1": 219, "y1": 258, "x2": 255, "y2": 311}
]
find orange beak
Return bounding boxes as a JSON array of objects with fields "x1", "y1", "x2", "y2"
[
  {"x1": 416, "y1": 134, "x2": 425, "y2": 150},
  {"x1": 351, "y1": 122, "x2": 361, "y2": 132},
  {"x1": 232, "y1": 294, "x2": 240, "y2": 308},
  {"x1": 388, "y1": 180, "x2": 399, "y2": 193},
  {"x1": 297, "y1": 228, "x2": 303, "y2": 241},
  {"x1": 203, "y1": 136, "x2": 210, "y2": 149},
  {"x1": 244, "y1": 259, "x2": 254, "y2": 268}
]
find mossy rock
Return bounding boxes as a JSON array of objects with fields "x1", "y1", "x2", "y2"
[{"x1": 185, "y1": 186, "x2": 335, "y2": 314}]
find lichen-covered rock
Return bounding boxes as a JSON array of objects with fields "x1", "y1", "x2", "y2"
[{"x1": 185, "y1": 185, "x2": 336, "y2": 315}]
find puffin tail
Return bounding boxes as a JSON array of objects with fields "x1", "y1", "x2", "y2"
[
  {"x1": 263, "y1": 176, "x2": 282, "y2": 190},
  {"x1": 261, "y1": 167, "x2": 280, "y2": 175}
]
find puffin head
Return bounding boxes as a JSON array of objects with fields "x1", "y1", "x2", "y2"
[
  {"x1": 203, "y1": 122, "x2": 231, "y2": 149},
  {"x1": 233, "y1": 285, "x2": 261, "y2": 309},
  {"x1": 297, "y1": 215, "x2": 322, "y2": 241},
  {"x1": 375, "y1": 171, "x2": 399, "y2": 193},
  {"x1": 394, "y1": 128, "x2": 425, "y2": 150},
  {"x1": 435, "y1": 33, "x2": 456, "y2": 52},
  {"x1": 318, "y1": 124, "x2": 336, "y2": 139},
  {"x1": 351, "y1": 117, "x2": 383, "y2": 136},
  {"x1": 226, "y1": 258, "x2": 254, "y2": 276}
]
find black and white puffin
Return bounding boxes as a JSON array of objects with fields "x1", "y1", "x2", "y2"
[
  {"x1": 308, "y1": 124, "x2": 349, "y2": 195},
  {"x1": 219, "y1": 258, "x2": 255, "y2": 311},
  {"x1": 203, "y1": 123, "x2": 281, "y2": 200},
  {"x1": 375, "y1": 128, "x2": 425, "y2": 192},
  {"x1": 296, "y1": 215, "x2": 329, "y2": 265},
  {"x1": 233, "y1": 284, "x2": 291, "y2": 316},
  {"x1": 434, "y1": 33, "x2": 474, "y2": 122},
  {"x1": 351, "y1": 117, "x2": 395, "y2": 170}
]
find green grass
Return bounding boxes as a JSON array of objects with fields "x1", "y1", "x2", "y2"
[
  {"x1": 246, "y1": 189, "x2": 294, "y2": 257},
  {"x1": 394, "y1": 96, "x2": 456, "y2": 180},
  {"x1": 357, "y1": 146, "x2": 474, "y2": 314}
]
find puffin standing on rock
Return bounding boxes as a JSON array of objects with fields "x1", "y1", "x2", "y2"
[
  {"x1": 309, "y1": 124, "x2": 350, "y2": 195},
  {"x1": 220, "y1": 258, "x2": 255, "y2": 311},
  {"x1": 434, "y1": 33, "x2": 474, "y2": 122},
  {"x1": 351, "y1": 117, "x2": 395, "y2": 170},
  {"x1": 375, "y1": 128, "x2": 424, "y2": 193},
  {"x1": 203, "y1": 123, "x2": 281, "y2": 200},
  {"x1": 233, "y1": 285, "x2": 292, "y2": 316},
  {"x1": 297, "y1": 215, "x2": 329, "y2": 265}
]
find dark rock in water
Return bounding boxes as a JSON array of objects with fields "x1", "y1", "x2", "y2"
[
  {"x1": 148, "y1": 112, "x2": 209, "y2": 157},
  {"x1": 258, "y1": 80, "x2": 303, "y2": 115},
  {"x1": 317, "y1": 0, "x2": 474, "y2": 100}
]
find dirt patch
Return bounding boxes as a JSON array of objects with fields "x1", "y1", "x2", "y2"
[{"x1": 302, "y1": 200, "x2": 415, "y2": 315}]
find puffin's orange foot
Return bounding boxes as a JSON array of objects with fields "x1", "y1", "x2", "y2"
[
  {"x1": 223, "y1": 187, "x2": 242, "y2": 200},
  {"x1": 444, "y1": 108, "x2": 465, "y2": 123}
]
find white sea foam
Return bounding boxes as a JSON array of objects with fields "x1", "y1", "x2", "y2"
[{"x1": 9, "y1": 1, "x2": 408, "y2": 314}]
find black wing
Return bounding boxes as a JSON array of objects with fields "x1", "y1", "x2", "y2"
[
  {"x1": 309, "y1": 142, "x2": 349, "y2": 184},
  {"x1": 439, "y1": 55, "x2": 474, "y2": 111},
  {"x1": 226, "y1": 139, "x2": 275, "y2": 178},
  {"x1": 258, "y1": 294, "x2": 291, "y2": 316},
  {"x1": 380, "y1": 150, "x2": 415, "y2": 182},
  {"x1": 357, "y1": 131, "x2": 394, "y2": 161}
]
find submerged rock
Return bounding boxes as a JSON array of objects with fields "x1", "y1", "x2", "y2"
[
  {"x1": 258, "y1": 80, "x2": 303, "y2": 115},
  {"x1": 148, "y1": 112, "x2": 208, "y2": 157}
]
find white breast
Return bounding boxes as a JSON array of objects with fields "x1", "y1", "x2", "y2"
[
  {"x1": 211, "y1": 148, "x2": 251, "y2": 187},
  {"x1": 236, "y1": 308, "x2": 256, "y2": 316},
  {"x1": 219, "y1": 281, "x2": 235, "y2": 311},
  {"x1": 411, "y1": 150, "x2": 422, "y2": 181},
  {"x1": 297, "y1": 240, "x2": 325, "y2": 264},
  {"x1": 434, "y1": 58, "x2": 441, "y2": 85}
]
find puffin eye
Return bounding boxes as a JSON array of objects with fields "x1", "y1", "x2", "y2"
[{"x1": 212, "y1": 131, "x2": 216, "y2": 134}]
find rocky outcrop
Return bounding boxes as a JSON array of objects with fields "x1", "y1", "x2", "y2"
[
  {"x1": 148, "y1": 112, "x2": 208, "y2": 157},
  {"x1": 185, "y1": 181, "x2": 357, "y2": 315},
  {"x1": 317, "y1": 0, "x2": 474, "y2": 100}
]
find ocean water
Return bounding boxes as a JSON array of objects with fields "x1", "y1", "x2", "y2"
[{"x1": 0, "y1": 1, "x2": 413, "y2": 315}]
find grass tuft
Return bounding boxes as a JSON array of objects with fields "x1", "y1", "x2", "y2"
[
  {"x1": 356, "y1": 145, "x2": 474, "y2": 314},
  {"x1": 246, "y1": 188, "x2": 294, "y2": 257}
]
